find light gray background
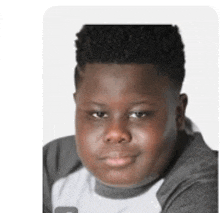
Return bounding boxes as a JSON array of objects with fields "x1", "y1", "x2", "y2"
[{"x1": 43, "y1": 6, "x2": 219, "y2": 150}]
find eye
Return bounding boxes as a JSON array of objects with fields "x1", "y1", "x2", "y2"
[
  {"x1": 92, "y1": 111, "x2": 108, "y2": 118},
  {"x1": 129, "y1": 111, "x2": 152, "y2": 118}
]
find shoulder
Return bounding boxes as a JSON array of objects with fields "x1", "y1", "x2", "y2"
[
  {"x1": 43, "y1": 135, "x2": 83, "y2": 213},
  {"x1": 43, "y1": 135, "x2": 82, "y2": 180},
  {"x1": 44, "y1": 135, "x2": 76, "y2": 153},
  {"x1": 157, "y1": 132, "x2": 218, "y2": 213}
]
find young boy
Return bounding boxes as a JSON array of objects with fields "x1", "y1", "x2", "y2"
[{"x1": 43, "y1": 25, "x2": 217, "y2": 213}]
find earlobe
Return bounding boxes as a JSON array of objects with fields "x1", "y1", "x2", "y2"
[
  {"x1": 176, "y1": 94, "x2": 188, "y2": 130},
  {"x1": 73, "y1": 93, "x2": 76, "y2": 102}
]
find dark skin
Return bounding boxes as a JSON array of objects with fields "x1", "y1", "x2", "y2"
[{"x1": 74, "y1": 63, "x2": 187, "y2": 188}]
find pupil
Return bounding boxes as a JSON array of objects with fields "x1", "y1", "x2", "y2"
[
  {"x1": 98, "y1": 112, "x2": 104, "y2": 117},
  {"x1": 136, "y1": 112, "x2": 143, "y2": 117}
]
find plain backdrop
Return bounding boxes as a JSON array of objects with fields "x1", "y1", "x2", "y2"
[
  {"x1": 0, "y1": 2, "x2": 219, "y2": 213},
  {"x1": 43, "y1": 6, "x2": 219, "y2": 150}
]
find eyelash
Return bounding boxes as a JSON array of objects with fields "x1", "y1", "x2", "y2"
[
  {"x1": 129, "y1": 111, "x2": 152, "y2": 118},
  {"x1": 91, "y1": 111, "x2": 153, "y2": 119},
  {"x1": 92, "y1": 111, "x2": 108, "y2": 118}
]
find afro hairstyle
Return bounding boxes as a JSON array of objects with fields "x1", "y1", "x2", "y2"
[{"x1": 74, "y1": 25, "x2": 185, "y2": 90}]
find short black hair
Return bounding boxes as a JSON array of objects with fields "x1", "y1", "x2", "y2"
[{"x1": 75, "y1": 25, "x2": 185, "y2": 90}]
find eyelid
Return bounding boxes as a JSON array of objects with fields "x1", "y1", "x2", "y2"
[
  {"x1": 92, "y1": 111, "x2": 108, "y2": 118},
  {"x1": 129, "y1": 111, "x2": 153, "y2": 118},
  {"x1": 89, "y1": 110, "x2": 154, "y2": 119}
]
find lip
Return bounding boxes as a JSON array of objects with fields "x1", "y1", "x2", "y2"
[
  {"x1": 100, "y1": 151, "x2": 139, "y2": 167},
  {"x1": 104, "y1": 156, "x2": 136, "y2": 167}
]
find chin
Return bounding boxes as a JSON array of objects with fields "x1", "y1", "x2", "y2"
[{"x1": 98, "y1": 172, "x2": 159, "y2": 189}]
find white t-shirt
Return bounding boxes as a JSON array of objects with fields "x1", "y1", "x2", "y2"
[{"x1": 52, "y1": 167, "x2": 164, "y2": 213}]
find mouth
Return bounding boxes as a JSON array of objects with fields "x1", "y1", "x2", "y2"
[
  {"x1": 100, "y1": 152, "x2": 139, "y2": 168},
  {"x1": 104, "y1": 156, "x2": 136, "y2": 167}
]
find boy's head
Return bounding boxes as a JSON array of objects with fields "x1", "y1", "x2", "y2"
[{"x1": 74, "y1": 25, "x2": 187, "y2": 188}]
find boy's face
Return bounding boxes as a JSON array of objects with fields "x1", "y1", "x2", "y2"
[{"x1": 75, "y1": 63, "x2": 186, "y2": 188}]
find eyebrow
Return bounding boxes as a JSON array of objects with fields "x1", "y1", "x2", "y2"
[
  {"x1": 83, "y1": 101, "x2": 106, "y2": 106},
  {"x1": 84, "y1": 100, "x2": 157, "y2": 107},
  {"x1": 128, "y1": 100, "x2": 158, "y2": 106}
]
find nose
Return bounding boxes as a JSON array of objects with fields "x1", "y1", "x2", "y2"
[{"x1": 104, "y1": 119, "x2": 132, "y2": 143}]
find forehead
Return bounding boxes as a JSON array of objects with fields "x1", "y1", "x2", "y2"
[{"x1": 76, "y1": 63, "x2": 174, "y2": 102}]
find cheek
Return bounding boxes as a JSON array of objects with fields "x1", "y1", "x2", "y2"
[
  {"x1": 134, "y1": 127, "x2": 166, "y2": 155},
  {"x1": 76, "y1": 119, "x2": 103, "y2": 144},
  {"x1": 133, "y1": 111, "x2": 177, "y2": 160},
  {"x1": 75, "y1": 116, "x2": 103, "y2": 162}
]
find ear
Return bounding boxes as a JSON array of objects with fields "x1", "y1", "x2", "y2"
[
  {"x1": 176, "y1": 94, "x2": 188, "y2": 130},
  {"x1": 73, "y1": 93, "x2": 77, "y2": 102}
]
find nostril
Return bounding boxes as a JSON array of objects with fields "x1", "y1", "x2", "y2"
[
  {"x1": 105, "y1": 137, "x2": 126, "y2": 143},
  {"x1": 104, "y1": 128, "x2": 131, "y2": 143},
  {"x1": 118, "y1": 138, "x2": 127, "y2": 143},
  {"x1": 105, "y1": 136, "x2": 129, "y2": 144}
]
